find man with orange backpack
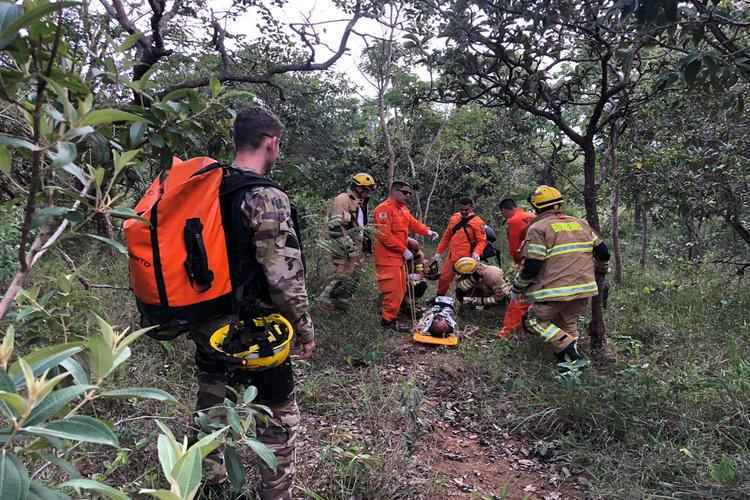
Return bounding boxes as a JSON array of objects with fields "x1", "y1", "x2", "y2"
[
  {"x1": 373, "y1": 180, "x2": 438, "y2": 332},
  {"x1": 126, "y1": 107, "x2": 312, "y2": 499},
  {"x1": 432, "y1": 197, "x2": 488, "y2": 296}
]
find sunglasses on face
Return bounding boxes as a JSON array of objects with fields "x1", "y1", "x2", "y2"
[{"x1": 397, "y1": 189, "x2": 412, "y2": 196}]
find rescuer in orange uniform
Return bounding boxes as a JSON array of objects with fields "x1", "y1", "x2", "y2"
[
  {"x1": 499, "y1": 198, "x2": 536, "y2": 266},
  {"x1": 497, "y1": 198, "x2": 537, "y2": 338},
  {"x1": 433, "y1": 198, "x2": 488, "y2": 296},
  {"x1": 374, "y1": 181, "x2": 438, "y2": 331}
]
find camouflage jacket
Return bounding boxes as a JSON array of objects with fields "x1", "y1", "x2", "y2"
[{"x1": 240, "y1": 185, "x2": 314, "y2": 343}]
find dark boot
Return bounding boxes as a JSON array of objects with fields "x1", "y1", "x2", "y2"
[
  {"x1": 554, "y1": 341, "x2": 587, "y2": 374},
  {"x1": 381, "y1": 318, "x2": 412, "y2": 333}
]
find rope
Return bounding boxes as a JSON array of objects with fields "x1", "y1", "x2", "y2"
[{"x1": 404, "y1": 261, "x2": 418, "y2": 332}]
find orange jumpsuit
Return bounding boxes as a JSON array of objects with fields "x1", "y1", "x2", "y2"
[
  {"x1": 436, "y1": 213, "x2": 487, "y2": 295},
  {"x1": 373, "y1": 198, "x2": 431, "y2": 321},
  {"x1": 499, "y1": 208, "x2": 536, "y2": 337}
]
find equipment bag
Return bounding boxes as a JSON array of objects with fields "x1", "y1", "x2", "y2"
[{"x1": 124, "y1": 157, "x2": 282, "y2": 340}]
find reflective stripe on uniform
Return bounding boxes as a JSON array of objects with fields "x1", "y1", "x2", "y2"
[
  {"x1": 546, "y1": 240, "x2": 594, "y2": 258},
  {"x1": 540, "y1": 323, "x2": 561, "y2": 341},
  {"x1": 527, "y1": 281, "x2": 598, "y2": 300},
  {"x1": 526, "y1": 243, "x2": 548, "y2": 259}
]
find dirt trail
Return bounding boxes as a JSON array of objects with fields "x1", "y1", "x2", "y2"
[{"x1": 396, "y1": 339, "x2": 583, "y2": 500}]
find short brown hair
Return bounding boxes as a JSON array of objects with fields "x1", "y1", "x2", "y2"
[{"x1": 233, "y1": 107, "x2": 284, "y2": 152}]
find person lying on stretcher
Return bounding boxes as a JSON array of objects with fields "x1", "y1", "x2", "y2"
[{"x1": 416, "y1": 296, "x2": 458, "y2": 337}]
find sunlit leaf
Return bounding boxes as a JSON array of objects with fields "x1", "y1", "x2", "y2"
[
  {"x1": 9, "y1": 345, "x2": 83, "y2": 390},
  {"x1": 0, "y1": 145, "x2": 11, "y2": 175},
  {"x1": 0, "y1": 450, "x2": 30, "y2": 500},
  {"x1": 23, "y1": 415, "x2": 119, "y2": 447},
  {"x1": 83, "y1": 234, "x2": 127, "y2": 255},
  {"x1": 25, "y1": 384, "x2": 95, "y2": 426},
  {"x1": 247, "y1": 437, "x2": 278, "y2": 473},
  {"x1": 60, "y1": 479, "x2": 129, "y2": 500},
  {"x1": 100, "y1": 387, "x2": 175, "y2": 402},
  {"x1": 80, "y1": 109, "x2": 145, "y2": 127}
]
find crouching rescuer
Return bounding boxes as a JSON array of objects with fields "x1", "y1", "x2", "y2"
[
  {"x1": 125, "y1": 107, "x2": 314, "y2": 499},
  {"x1": 452, "y1": 256, "x2": 510, "y2": 308},
  {"x1": 512, "y1": 186, "x2": 610, "y2": 373}
]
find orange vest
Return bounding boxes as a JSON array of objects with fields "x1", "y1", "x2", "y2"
[
  {"x1": 373, "y1": 198, "x2": 430, "y2": 266},
  {"x1": 437, "y1": 213, "x2": 487, "y2": 260}
]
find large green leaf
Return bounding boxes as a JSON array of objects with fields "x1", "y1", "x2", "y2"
[
  {"x1": 139, "y1": 490, "x2": 180, "y2": 500},
  {"x1": 80, "y1": 109, "x2": 146, "y2": 127},
  {"x1": 27, "y1": 480, "x2": 71, "y2": 500},
  {"x1": 0, "y1": 144, "x2": 10, "y2": 175},
  {"x1": 100, "y1": 387, "x2": 176, "y2": 402},
  {"x1": 59, "y1": 479, "x2": 129, "y2": 500},
  {"x1": 129, "y1": 122, "x2": 146, "y2": 147},
  {"x1": 224, "y1": 446, "x2": 245, "y2": 493},
  {"x1": 83, "y1": 233, "x2": 127, "y2": 255},
  {"x1": 172, "y1": 446, "x2": 201, "y2": 499},
  {"x1": 0, "y1": 450, "x2": 30, "y2": 500},
  {"x1": 0, "y1": 391, "x2": 26, "y2": 417},
  {"x1": 0, "y1": 133, "x2": 42, "y2": 151},
  {"x1": 59, "y1": 358, "x2": 88, "y2": 386},
  {"x1": 87, "y1": 335, "x2": 114, "y2": 382},
  {"x1": 157, "y1": 434, "x2": 179, "y2": 482},
  {"x1": 25, "y1": 384, "x2": 95, "y2": 426},
  {"x1": 0, "y1": 369, "x2": 15, "y2": 392},
  {"x1": 247, "y1": 437, "x2": 278, "y2": 473},
  {"x1": 0, "y1": 2, "x2": 79, "y2": 49},
  {"x1": 9, "y1": 344, "x2": 83, "y2": 390},
  {"x1": 23, "y1": 415, "x2": 119, "y2": 447}
]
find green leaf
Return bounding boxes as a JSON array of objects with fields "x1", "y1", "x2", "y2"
[
  {"x1": 26, "y1": 384, "x2": 95, "y2": 426},
  {"x1": 27, "y1": 479, "x2": 71, "y2": 500},
  {"x1": 9, "y1": 344, "x2": 83, "y2": 390},
  {"x1": 60, "y1": 358, "x2": 88, "y2": 385},
  {"x1": 224, "y1": 446, "x2": 245, "y2": 493},
  {"x1": 63, "y1": 126, "x2": 94, "y2": 141},
  {"x1": 247, "y1": 437, "x2": 278, "y2": 473},
  {"x1": 31, "y1": 207, "x2": 81, "y2": 229},
  {"x1": 87, "y1": 335, "x2": 114, "y2": 382},
  {"x1": 189, "y1": 426, "x2": 228, "y2": 459},
  {"x1": 83, "y1": 234, "x2": 127, "y2": 255},
  {"x1": 157, "y1": 433, "x2": 179, "y2": 482},
  {"x1": 60, "y1": 479, "x2": 129, "y2": 500},
  {"x1": 129, "y1": 122, "x2": 146, "y2": 147},
  {"x1": 100, "y1": 387, "x2": 176, "y2": 402},
  {"x1": 0, "y1": 2, "x2": 80, "y2": 50},
  {"x1": 60, "y1": 163, "x2": 87, "y2": 185},
  {"x1": 0, "y1": 369, "x2": 15, "y2": 393},
  {"x1": 37, "y1": 453, "x2": 81, "y2": 479},
  {"x1": 0, "y1": 391, "x2": 26, "y2": 416},
  {"x1": 172, "y1": 446, "x2": 201, "y2": 499},
  {"x1": 116, "y1": 32, "x2": 143, "y2": 52},
  {"x1": 138, "y1": 490, "x2": 180, "y2": 500},
  {"x1": 0, "y1": 133, "x2": 41, "y2": 151},
  {"x1": 243, "y1": 385, "x2": 258, "y2": 403},
  {"x1": 93, "y1": 313, "x2": 115, "y2": 348},
  {"x1": 0, "y1": 145, "x2": 10, "y2": 175},
  {"x1": 226, "y1": 406, "x2": 242, "y2": 434},
  {"x1": 23, "y1": 415, "x2": 119, "y2": 447},
  {"x1": 210, "y1": 77, "x2": 221, "y2": 98},
  {"x1": 109, "y1": 346, "x2": 131, "y2": 376},
  {"x1": 106, "y1": 207, "x2": 143, "y2": 221},
  {"x1": 0, "y1": 2, "x2": 24, "y2": 49},
  {"x1": 0, "y1": 450, "x2": 30, "y2": 500},
  {"x1": 80, "y1": 109, "x2": 146, "y2": 127},
  {"x1": 49, "y1": 142, "x2": 77, "y2": 167}
]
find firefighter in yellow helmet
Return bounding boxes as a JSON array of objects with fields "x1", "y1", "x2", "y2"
[
  {"x1": 512, "y1": 186, "x2": 610, "y2": 374},
  {"x1": 319, "y1": 172, "x2": 376, "y2": 310},
  {"x1": 452, "y1": 257, "x2": 511, "y2": 308}
]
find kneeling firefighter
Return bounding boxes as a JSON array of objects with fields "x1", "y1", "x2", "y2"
[
  {"x1": 125, "y1": 107, "x2": 314, "y2": 499},
  {"x1": 511, "y1": 185, "x2": 610, "y2": 374},
  {"x1": 453, "y1": 257, "x2": 511, "y2": 308}
]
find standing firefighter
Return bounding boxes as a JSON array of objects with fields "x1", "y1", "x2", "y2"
[
  {"x1": 433, "y1": 198, "x2": 488, "y2": 296},
  {"x1": 193, "y1": 108, "x2": 314, "y2": 498},
  {"x1": 497, "y1": 197, "x2": 536, "y2": 338},
  {"x1": 374, "y1": 181, "x2": 438, "y2": 332},
  {"x1": 511, "y1": 186, "x2": 610, "y2": 373},
  {"x1": 319, "y1": 173, "x2": 376, "y2": 310}
]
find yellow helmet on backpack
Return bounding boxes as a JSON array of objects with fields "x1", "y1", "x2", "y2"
[
  {"x1": 352, "y1": 173, "x2": 376, "y2": 189},
  {"x1": 454, "y1": 256, "x2": 478, "y2": 275},
  {"x1": 209, "y1": 313, "x2": 294, "y2": 371},
  {"x1": 529, "y1": 185, "x2": 563, "y2": 210}
]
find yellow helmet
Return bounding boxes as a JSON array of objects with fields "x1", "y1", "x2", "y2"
[
  {"x1": 529, "y1": 185, "x2": 563, "y2": 210},
  {"x1": 209, "y1": 314, "x2": 294, "y2": 371},
  {"x1": 352, "y1": 172, "x2": 376, "y2": 189},
  {"x1": 454, "y1": 256, "x2": 478, "y2": 275}
]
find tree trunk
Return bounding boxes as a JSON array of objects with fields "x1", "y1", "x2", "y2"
[
  {"x1": 378, "y1": 92, "x2": 397, "y2": 188},
  {"x1": 639, "y1": 206, "x2": 649, "y2": 268},
  {"x1": 582, "y1": 143, "x2": 606, "y2": 350},
  {"x1": 634, "y1": 192, "x2": 642, "y2": 230}
]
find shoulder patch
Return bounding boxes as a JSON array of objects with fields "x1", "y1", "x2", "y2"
[{"x1": 377, "y1": 211, "x2": 388, "y2": 221}]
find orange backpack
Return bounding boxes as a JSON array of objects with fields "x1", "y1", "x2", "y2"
[{"x1": 124, "y1": 157, "x2": 284, "y2": 340}]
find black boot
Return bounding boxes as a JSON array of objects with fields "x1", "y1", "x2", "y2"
[{"x1": 554, "y1": 341, "x2": 586, "y2": 374}]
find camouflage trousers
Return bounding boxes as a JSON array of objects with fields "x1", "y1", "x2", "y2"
[
  {"x1": 319, "y1": 254, "x2": 363, "y2": 310},
  {"x1": 522, "y1": 299, "x2": 589, "y2": 352},
  {"x1": 190, "y1": 317, "x2": 299, "y2": 500}
]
